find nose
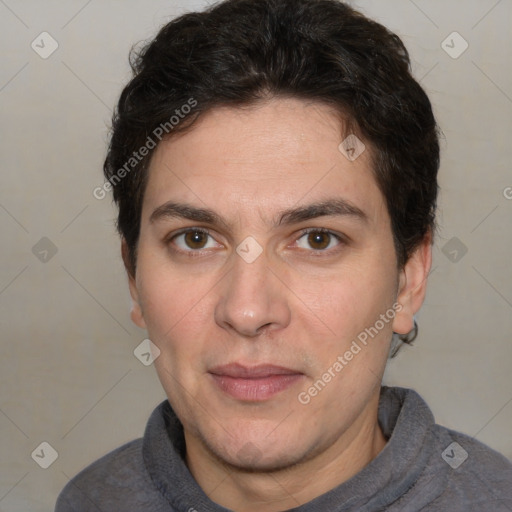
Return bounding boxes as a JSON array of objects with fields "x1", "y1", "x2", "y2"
[{"x1": 214, "y1": 249, "x2": 291, "y2": 338}]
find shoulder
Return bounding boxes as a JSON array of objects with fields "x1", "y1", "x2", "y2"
[
  {"x1": 433, "y1": 425, "x2": 512, "y2": 484},
  {"x1": 418, "y1": 421, "x2": 512, "y2": 510},
  {"x1": 381, "y1": 387, "x2": 512, "y2": 510},
  {"x1": 54, "y1": 439, "x2": 168, "y2": 512}
]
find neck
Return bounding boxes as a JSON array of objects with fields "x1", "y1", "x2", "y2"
[{"x1": 185, "y1": 392, "x2": 387, "y2": 511}]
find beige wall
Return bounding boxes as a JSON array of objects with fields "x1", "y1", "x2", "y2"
[{"x1": 1, "y1": 1, "x2": 511, "y2": 510}]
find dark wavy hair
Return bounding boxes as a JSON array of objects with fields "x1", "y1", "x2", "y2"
[{"x1": 104, "y1": 0, "x2": 439, "y2": 276}]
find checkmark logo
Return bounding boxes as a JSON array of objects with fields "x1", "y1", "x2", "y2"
[
  {"x1": 338, "y1": 134, "x2": 365, "y2": 161},
  {"x1": 441, "y1": 236, "x2": 468, "y2": 263},
  {"x1": 236, "y1": 236, "x2": 263, "y2": 263},
  {"x1": 441, "y1": 32, "x2": 468, "y2": 59},
  {"x1": 134, "y1": 339, "x2": 161, "y2": 366},
  {"x1": 441, "y1": 442, "x2": 468, "y2": 469},
  {"x1": 31, "y1": 441, "x2": 59, "y2": 469},
  {"x1": 31, "y1": 32, "x2": 59, "y2": 59},
  {"x1": 32, "y1": 237, "x2": 58, "y2": 263}
]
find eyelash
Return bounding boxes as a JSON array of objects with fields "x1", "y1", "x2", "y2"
[
  {"x1": 164, "y1": 227, "x2": 347, "y2": 257},
  {"x1": 164, "y1": 227, "x2": 214, "y2": 258},
  {"x1": 295, "y1": 227, "x2": 345, "y2": 253}
]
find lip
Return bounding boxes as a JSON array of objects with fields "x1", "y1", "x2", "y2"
[{"x1": 209, "y1": 363, "x2": 304, "y2": 401}]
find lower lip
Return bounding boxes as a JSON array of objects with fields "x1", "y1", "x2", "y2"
[{"x1": 210, "y1": 374, "x2": 303, "y2": 401}]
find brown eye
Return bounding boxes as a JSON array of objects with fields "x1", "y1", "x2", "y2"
[
  {"x1": 307, "y1": 232, "x2": 331, "y2": 250},
  {"x1": 172, "y1": 229, "x2": 218, "y2": 252},
  {"x1": 296, "y1": 230, "x2": 342, "y2": 251},
  {"x1": 184, "y1": 230, "x2": 208, "y2": 249}
]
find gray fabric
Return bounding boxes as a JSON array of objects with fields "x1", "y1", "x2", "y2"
[{"x1": 55, "y1": 387, "x2": 512, "y2": 511}]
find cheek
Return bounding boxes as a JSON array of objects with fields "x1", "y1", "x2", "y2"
[
  {"x1": 141, "y1": 273, "x2": 211, "y2": 403},
  {"x1": 136, "y1": 263, "x2": 221, "y2": 377},
  {"x1": 137, "y1": 270, "x2": 196, "y2": 348},
  {"x1": 293, "y1": 260, "x2": 396, "y2": 337},
  {"x1": 135, "y1": 242, "x2": 211, "y2": 328}
]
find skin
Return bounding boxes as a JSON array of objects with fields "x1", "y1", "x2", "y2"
[{"x1": 124, "y1": 98, "x2": 431, "y2": 511}]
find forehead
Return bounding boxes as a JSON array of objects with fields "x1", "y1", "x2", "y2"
[{"x1": 142, "y1": 98, "x2": 388, "y2": 227}]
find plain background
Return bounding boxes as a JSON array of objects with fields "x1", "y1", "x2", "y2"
[{"x1": 1, "y1": 0, "x2": 511, "y2": 510}]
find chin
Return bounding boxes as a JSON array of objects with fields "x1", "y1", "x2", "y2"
[
  {"x1": 203, "y1": 429, "x2": 314, "y2": 473},
  {"x1": 225, "y1": 447, "x2": 305, "y2": 473}
]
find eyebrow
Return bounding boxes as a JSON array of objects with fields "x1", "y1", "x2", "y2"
[
  {"x1": 277, "y1": 199, "x2": 367, "y2": 226},
  {"x1": 149, "y1": 202, "x2": 229, "y2": 228},
  {"x1": 149, "y1": 198, "x2": 368, "y2": 228}
]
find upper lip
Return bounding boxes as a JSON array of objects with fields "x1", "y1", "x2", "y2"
[{"x1": 209, "y1": 363, "x2": 301, "y2": 378}]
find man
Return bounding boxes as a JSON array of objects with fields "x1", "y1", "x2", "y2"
[{"x1": 56, "y1": 0, "x2": 512, "y2": 510}]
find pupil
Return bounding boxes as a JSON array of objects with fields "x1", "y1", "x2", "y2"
[
  {"x1": 186, "y1": 231, "x2": 206, "y2": 248},
  {"x1": 308, "y1": 232, "x2": 329, "y2": 250}
]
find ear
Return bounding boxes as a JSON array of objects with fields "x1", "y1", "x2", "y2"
[
  {"x1": 121, "y1": 239, "x2": 146, "y2": 329},
  {"x1": 392, "y1": 232, "x2": 432, "y2": 335}
]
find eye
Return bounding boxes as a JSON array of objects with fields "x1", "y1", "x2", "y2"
[
  {"x1": 171, "y1": 228, "x2": 220, "y2": 252},
  {"x1": 295, "y1": 229, "x2": 343, "y2": 251}
]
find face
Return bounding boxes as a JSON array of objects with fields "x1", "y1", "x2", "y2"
[{"x1": 127, "y1": 98, "x2": 428, "y2": 471}]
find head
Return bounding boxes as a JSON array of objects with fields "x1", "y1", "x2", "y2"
[{"x1": 105, "y1": 0, "x2": 438, "y2": 473}]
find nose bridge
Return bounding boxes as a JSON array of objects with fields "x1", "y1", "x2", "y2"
[
  {"x1": 215, "y1": 246, "x2": 290, "y2": 336},
  {"x1": 231, "y1": 248, "x2": 266, "y2": 288}
]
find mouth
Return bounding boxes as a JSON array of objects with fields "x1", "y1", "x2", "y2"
[{"x1": 208, "y1": 363, "x2": 304, "y2": 401}]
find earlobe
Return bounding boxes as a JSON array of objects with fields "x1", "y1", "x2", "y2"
[
  {"x1": 130, "y1": 301, "x2": 147, "y2": 329},
  {"x1": 121, "y1": 239, "x2": 147, "y2": 329},
  {"x1": 392, "y1": 234, "x2": 432, "y2": 335}
]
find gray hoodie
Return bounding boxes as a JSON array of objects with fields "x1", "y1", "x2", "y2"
[{"x1": 55, "y1": 387, "x2": 512, "y2": 511}]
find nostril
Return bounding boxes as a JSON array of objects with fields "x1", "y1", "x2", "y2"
[{"x1": 256, "y1": 322, "x2": 273, "y2": 334}]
